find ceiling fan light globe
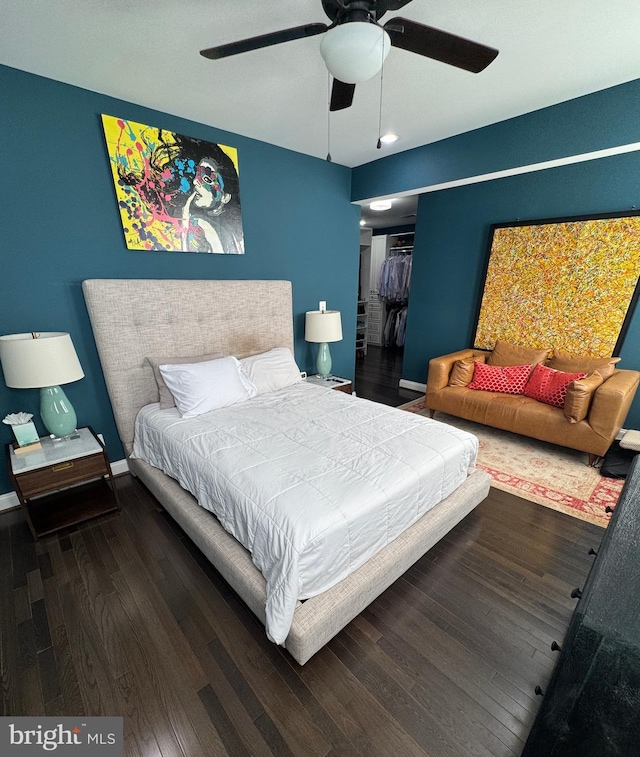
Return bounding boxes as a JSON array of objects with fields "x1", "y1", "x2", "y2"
[{"x1": 320, "y1": 23, "x2": 390, "y2": 84}]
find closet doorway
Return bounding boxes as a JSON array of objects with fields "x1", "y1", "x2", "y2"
[{"x1": 356, "y1": 228, "x2": 419, "y2": 406}]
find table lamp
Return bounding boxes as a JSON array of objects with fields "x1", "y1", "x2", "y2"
[
  {"x1": 305, "y1": 303, "x2": 343, "y2": 378},
  {"x1": 0, "y1": 332, "x2": 85, "y2": 438}
]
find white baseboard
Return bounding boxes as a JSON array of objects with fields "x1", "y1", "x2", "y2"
[
  {"x1": 0, "y1": 491, "x2": 19, "y2": 512},
  {"x1": 112, "y1": 458, "x2": 130, "y2": 476},
  {"x1": 0, "y1": 457, "x2": 130, "y2": 513},
  {"x1": 399, "y1": 379, "x2": 426, "y2": 393}
]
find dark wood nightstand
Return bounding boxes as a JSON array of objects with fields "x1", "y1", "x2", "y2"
[
  {"x1": 6, "y1": 426, "x2": 120, "y2": 539},
  {"x1": 305, "y1": 375, "x2": 353, "y2": 394}
]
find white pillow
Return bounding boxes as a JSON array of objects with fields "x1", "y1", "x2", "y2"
[
  {"x1": 159, "y1": 356, "x2": 257, "y2": 418},
  {"x1": 240, "y1": 347, "x2": 302, "y2": 395},
  {"x1": 145, "y1": 352, "x2": 223, "y2": 410}
]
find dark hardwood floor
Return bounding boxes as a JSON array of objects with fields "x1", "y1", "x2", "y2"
[
  {"x1": 1, "y1": 474, "x2": 604, "y2": 756},
  {"x1": 0, "y1": 353, "x2": 606, "y2": 754},
  {"x1": 355, "y1": 345, "x2": 423, "y2": 406}
]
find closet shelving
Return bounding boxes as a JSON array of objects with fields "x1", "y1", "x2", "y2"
[
  {"x1": 356, "y1": 300, "x2": 368, "y2": 357},
  {"x1": 387, "y1": 231, "x2": 414, "y2": 254},
  {"x1": 358, "y1": 227, "x2": 374, "y2": 355},
  {"x1": 365, "y1": 235, "x2": 387, "y2": 347}
]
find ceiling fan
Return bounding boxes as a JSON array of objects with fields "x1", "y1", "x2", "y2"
[{"x1": 200, "y1": 0, "x2": 498, "y2": 111}]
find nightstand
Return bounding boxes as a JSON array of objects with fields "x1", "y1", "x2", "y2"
[
  {"x1": 6, "y1": 426, "x2": 120, "y2": 539},
  {"x1": 305, "y1": 374, "x2": 353, "y2": 394}
]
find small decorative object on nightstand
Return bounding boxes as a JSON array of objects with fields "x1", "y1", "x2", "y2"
[
  {"x1": 305, "y1": 374, "x2": 353, "y2": 395},
  {"x1": 3, "y1": 412, "x2": 41, "y2": 452},
  {"x1": 6, "y1": 426, "x2": 120, "y2": 539}
]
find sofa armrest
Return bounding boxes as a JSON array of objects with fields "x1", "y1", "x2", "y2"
[
  {"x1": 588, "y1": 369, "x2": 640, "y2": 440},
  {"x1": 426, "y1": 349, "x2": 488, "y2": 395}
]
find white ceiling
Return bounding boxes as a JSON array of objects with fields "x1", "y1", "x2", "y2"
[
  {"x1": 4, "y1": 1, "x2": 640, "y2": 191},
  {"x1": 360, "y1": 194, "x2": 418, "y2": 230}
]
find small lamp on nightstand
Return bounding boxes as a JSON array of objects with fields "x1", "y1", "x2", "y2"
[
  {"x1": 0, "y1": 332, "x2": 85, "y2": 439},
  {"x1": 305, "y1": 302, "x2": 343, "y2": 379}
]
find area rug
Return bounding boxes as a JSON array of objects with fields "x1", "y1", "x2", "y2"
[{"x1": 400, "y1": 399, "x2": 622, "y2": 527}]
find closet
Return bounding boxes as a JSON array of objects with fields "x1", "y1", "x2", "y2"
[
  {"x1": 357, "y1": 228, "x2": 372, "y2": 356},
  {"x1": 358, "y1": 228, "x2": 387, "y2": 355},
  {"x1": 359, "y1": 230, "x2": 413, "y2": 352}
]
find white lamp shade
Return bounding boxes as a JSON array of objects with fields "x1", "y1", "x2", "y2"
[
  {"x1": 0, "y1": 332, "x2": 84, "y2": 388},
  {"x1": 320, "y1": 22, "x2": 391, "y2": 84},
  {"x1": 305, "y1": 311, "x2": 343, "y2": 343}
]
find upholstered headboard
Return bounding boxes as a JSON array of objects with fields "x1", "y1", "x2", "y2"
[{"x1": 82, "y1": 279, "x2": 294, "y2": 453}]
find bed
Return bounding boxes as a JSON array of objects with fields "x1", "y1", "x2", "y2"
[{"x1": 82, "y1": 279, "x2": 491, "y2": 664}]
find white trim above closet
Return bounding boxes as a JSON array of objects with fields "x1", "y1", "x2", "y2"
[{"x1": 355, "y1": 140, "x2": 640, "y2": 206}]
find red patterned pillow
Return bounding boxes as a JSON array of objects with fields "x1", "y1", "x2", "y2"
[
  {"x1": 524, "y1": 363, "x2": 587, "y2": 408},
  {"x1": 468, "y1": 362, "x2": 532, "y2": 394}
]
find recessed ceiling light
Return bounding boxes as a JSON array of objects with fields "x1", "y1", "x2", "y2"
[
  {"x1": 369, "y1": 200, "x2": 393, "y2": 211},
  {"x1": 380, "y1": 133, "x2": 399, "y2": 144},
  {"x1": 359, "y1": 219, "x2": 366, "y2": 226}
]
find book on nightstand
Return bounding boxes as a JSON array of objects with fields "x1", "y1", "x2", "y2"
[{"x1": 13, "y1": 440, "x2": 43, "y2": 455}]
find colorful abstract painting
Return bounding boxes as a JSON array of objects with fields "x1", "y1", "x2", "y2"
[
  {"x1": 101, "y1": 115, "x2": 244, "y2": 253},
  {"x1": 474, "y1": 213, "x2": 640, "y2": 356}
]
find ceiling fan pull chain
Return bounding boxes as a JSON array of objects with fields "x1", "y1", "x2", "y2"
[
  {"x1": 377, "y1": 25, "x2": 385, "y2": 149},
  {"x1": 326, "y1": 71, "x2": 333, "y2": 162}
]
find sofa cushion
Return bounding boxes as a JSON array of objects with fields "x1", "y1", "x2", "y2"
[
  {"x1": 548, "y1": 350, "x2": 621, "y2": 380},
  {"x1": 449, "y1": 355, "x2": 486, "y2": 387},
  {"x1": 468, "y1": 362, "x2": 532, "y2": 394},
  {"x1": 427, "y1": 384, "x2": 608, "y2": 454},
  {"x1": 524, "y1": 363, "x2": 587, "y2": 408},
  {"x1": 564, "y1": 371, "x2": 605, "y2": 423},
  {"x1": 487, "y1": 340, "x2": 550, "y2": 368}
]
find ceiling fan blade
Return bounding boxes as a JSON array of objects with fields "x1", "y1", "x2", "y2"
[
  {"x1": 200, "y1": 23, "x2": 328, "y2": 60},
  {"x1": 330, "y1": 79, "x2": 356, "y2": 111},
  {"x1": 384, "y1": 17, "x2": 498, "y2": 73}
]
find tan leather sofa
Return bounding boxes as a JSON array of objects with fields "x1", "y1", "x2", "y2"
[{"x1": 425, "y1": 348, "x2": 640, "y2": 462}]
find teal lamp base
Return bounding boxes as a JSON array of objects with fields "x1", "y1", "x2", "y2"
[
  {"x1": 40, "y1": 385, "x2": 78, "y2": 438},
  {"x1": 316, "y1": 342, "x2": 332, "y2": 378}
]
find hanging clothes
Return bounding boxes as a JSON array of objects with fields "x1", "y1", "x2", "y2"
[
  {"x1": 378, "y1": 253, "x2": 412, "y2": 302},
  {"x1": 378, "y1": 251, "x2": 412, "y2": 347},
  {"x1": 383, "y1": 306, "x2": 408, "y2": 347}
]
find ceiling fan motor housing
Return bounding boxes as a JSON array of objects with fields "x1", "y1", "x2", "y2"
[{"x1": 322, "y1": 0, "x2": 406, "y2": 24}]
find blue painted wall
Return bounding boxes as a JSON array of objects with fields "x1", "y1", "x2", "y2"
[
  {"x1": 352, "y1": 78, "x2": 640, "y2": 201},
  {"x1": 353, "y1": 77, "x2": 640, "y2": 430},
  {"x1": 404, "y1": 153, "x2": 640, "y2": 394},
  {"x1": 0, "y1": 65, "x2": 360, "y2": 495},
  {"x1": 4, "y1": 63, "x2": 640, "y2": 498}
]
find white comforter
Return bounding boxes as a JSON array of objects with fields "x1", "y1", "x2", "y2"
[{"x1": 132, "y1": 382, "x2": 478, "y2": 644}]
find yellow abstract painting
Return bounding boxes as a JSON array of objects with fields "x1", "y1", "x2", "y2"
[
  {"x1": 102, "y1": 114, "x2": 244, "y2": 253},
  {"x1": 474, "y1": 214, "x2": 640, "y2": 356}
]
